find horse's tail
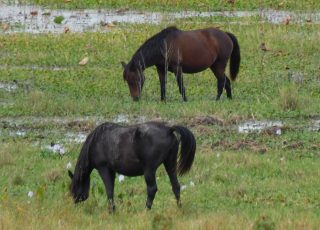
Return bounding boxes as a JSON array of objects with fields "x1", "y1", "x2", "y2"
[
  {"x1": 172, "y1": 125, "x2": 196, "y2": 176},
  {"x1": 226, "y1": 32, "x2": 241, "y2": 81}
]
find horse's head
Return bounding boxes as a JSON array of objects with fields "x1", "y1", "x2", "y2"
[
  {"x1": 68, "y1": 170, "x2": 89, "y2": 203},
  {"x1": 121, "y1": 61, "x2": 145, "y2": 101}
]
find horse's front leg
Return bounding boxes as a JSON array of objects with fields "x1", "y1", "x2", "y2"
[
  {"x1": 175, "y1": 66, "x2": 187, "y2": 101},
  {"x1": 156, "y1": 66, "x2": 166, "y2": 101},
  {"x1": 144, "y1": 169, "x2": 158, "y2": 209},
  {"x1": 97, "y1": 167, "x2": 116, "y2": 213},
  {"x1": 164, "y1": 147, "x2": 181, "y2": 207}
]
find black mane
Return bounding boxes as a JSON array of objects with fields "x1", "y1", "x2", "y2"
[{"x1": 129, "y1": 26, "x2": 179, "y2": 70}]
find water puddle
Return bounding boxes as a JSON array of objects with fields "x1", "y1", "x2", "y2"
[
  {"x1": 238, "y1": 120, "x2": 283, "y2": 133},
  {"x1": 0, "y1": 82, "x2": 18, "y2": 92},
  {"x1": 1, "y1": 4, "x2": 319, "y2": 34},
  {"x1": 0, "y1": 116, "x2": 103, "y2": 128},
  {"x1": 0, "y1": 64, "x2": 71, "y2": 71},
  {"x1": 260, "y1": 9, "x2": 320, "y2": 24},
  {"x1": 112, "y1": 114, "x2": 147, "y2": 124},
  {"x1": 65, "y1": 132, "x2": 88, "y2": 143},
  {"x1": 310, "y1": 119, "x2": 320, "y2": 132},
  {"x1": 45, "y1": 143, "x2": 66, "y2": 155},
  {"x1": 112, "y1": 114, "x2": 130, "y2": 123},
  {"x1": 0, "y1": 101, "x2": 14, "y2": 107}
]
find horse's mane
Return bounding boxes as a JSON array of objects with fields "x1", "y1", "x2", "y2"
[
  {"x1": 71, "y1": 122, "x2": 119, "y2": 193},
  {"x1": 129, "y1": 26, "x2": 179, "y2": 70}
]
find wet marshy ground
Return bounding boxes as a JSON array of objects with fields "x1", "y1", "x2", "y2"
[
  {"x1": 1, "y1": 4, "x2": 320, "y2": 33},
  {"x1": 1, "y1": 3, "x2": 319, "y2": 153},
  {"x1": 1, "y1": 115, "x2": 319, "y2": 154}
]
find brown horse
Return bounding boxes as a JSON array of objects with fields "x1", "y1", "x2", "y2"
[{"x1": 122, "y1": 26, "x2": 240, "y2": 101}]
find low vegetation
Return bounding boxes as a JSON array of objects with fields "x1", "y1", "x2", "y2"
[{"x1": 1, "y1": 1, "x2": 320, "y2": 229}]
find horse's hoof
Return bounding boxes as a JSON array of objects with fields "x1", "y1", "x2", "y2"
[
  {"x1": 108, "y1": 207, "x2": 116, "y2": 214},
  {"x1": 177, "y1": 200, "x2": 182, "y2": 208}
]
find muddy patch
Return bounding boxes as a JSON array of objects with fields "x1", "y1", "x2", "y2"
[
  {"x1": 1, "y1": 4, "x2": 320, "y2": 34},
  {"x1": 211, "y1": 140, "x2": 267, "y2": 154},
  {"x1": 0, "y1": 115, "x2": 150, "y2": 143},
  {"x1": 189, "y1": 115, "x2": 225, "y2": 127},
  {"x1": 282, "y1": 141, "x2": 304, "y2": 150}
]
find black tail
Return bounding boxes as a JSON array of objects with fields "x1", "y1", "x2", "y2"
[
  {"x1": 226, "y1": 32, "x2": 241, "y2": 81},
  {"x1": 172, "y1": 126, "x2": 196, "y2": 176}
]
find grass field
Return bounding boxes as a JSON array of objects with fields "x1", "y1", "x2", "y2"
[{"x1": 1, "y1": 1, "x2": 320, "y2": 229}]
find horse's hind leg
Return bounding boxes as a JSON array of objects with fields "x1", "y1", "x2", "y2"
[
  {"x1": 97, "y1": 167, "x2": 116, "y2": 213},
  {"x1": 164, "y1": 143, "x2": 181, "y2": 207},
  {"x1": 144, "y1": 169, "x2": 158, "y2": 209},
  {"x1": 210, "y1": 61, "x2": 229, "y2": 100},
  {"x1": 225, "y1": 75, "x2": 232, "y2": 99},
  {"x1": 175, "y1": 66, "x2": 187, "y2": 102}
]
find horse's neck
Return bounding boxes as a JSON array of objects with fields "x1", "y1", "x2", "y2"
[
  {"x1": 132, "y1": 45, "x2": 161, "y2": 69},
  {"x1": 131, "y1": 55, "x2": 152, "y2": 70}
]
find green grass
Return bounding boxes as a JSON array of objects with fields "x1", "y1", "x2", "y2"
[
  {"x1": 1, "y1": 140, "x2": 319, "y2": 229},
  {"x1": 1, "y1": 11, "x2": 320, "y2": 230},
  {"x1": 0, "y1": 21, "x2": 319, "y2": 118}
]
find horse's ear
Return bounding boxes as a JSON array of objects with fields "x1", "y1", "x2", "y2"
[
  {"x1": 121, "y1": 61, "x2": 127, "y2": 69},
  {"x1": 68, "y1": 170, "x2": 74, "y2": 179}
]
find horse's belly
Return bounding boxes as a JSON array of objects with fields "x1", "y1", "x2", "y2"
[
  {"x1": 181, "y1": 65, "x2": 208, "y2": 73},
  {"x1": 114, "y1": 159, "x2": 144, "y2": 176},
  {"x1": 116, "y1": 165, "x2": 144, "y2": 177}
]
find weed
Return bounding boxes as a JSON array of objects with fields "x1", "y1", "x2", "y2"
[
  {"x1": 53, "y1": 16, "x2": 65, "y2": 24},
  {"x1": 278, "y1": 84, "x2": 301, "y2": 111},
  {"x1": 253, "y1": 215, "x2": 276, "y2": 230},
  {"x1": 152, "y1": 213, "x2": 173, "y2": 230}
]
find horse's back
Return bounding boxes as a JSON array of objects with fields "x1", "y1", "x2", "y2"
[
  {"x1": 203, "y1": 28, "x2": 233, "y2": 59},
  {"x1": 166, "y1": 27, "x2": 233, "y2": 73},
  {"x1": 135, "y1": 122, "x2": 177, "y2": 165},
  {"x1": 89, "y1": 122, "x2": 175, "y2": 176},
  {"x1": 89, "y1": 123, "x2": 142, "y2": 175},
  {"x1": 182, "y1": 28, "x2": 233, "y2": 57}
]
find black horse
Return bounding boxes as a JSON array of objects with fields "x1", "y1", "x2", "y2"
[
  {"x1": 122, "y1": 26, "x2": 240, "y2": 101},
  {"x1": 68, "y1": 121, "x2": 196, "y2": 212}
]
